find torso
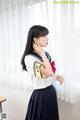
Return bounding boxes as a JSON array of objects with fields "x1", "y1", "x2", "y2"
[{"x1": 25, "y1": 54, "x2": 55, "y2": 90}]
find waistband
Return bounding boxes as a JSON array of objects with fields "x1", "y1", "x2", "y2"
[{"x1": 33, "y1": 84, "x2": 53, "y2": 92}]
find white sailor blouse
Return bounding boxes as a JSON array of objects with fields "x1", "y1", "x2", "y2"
[{"x1": 24, "y1": 51, "x2": 56, "y2": 89}]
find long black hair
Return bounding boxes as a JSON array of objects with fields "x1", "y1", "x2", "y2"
[{"x1": 21, "y1": 25, "x2": 49, "y2": 71}]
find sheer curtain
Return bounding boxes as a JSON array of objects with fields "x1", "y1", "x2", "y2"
[{"x1": 0, "y1": 0, "x2": 80, "y2": 103}]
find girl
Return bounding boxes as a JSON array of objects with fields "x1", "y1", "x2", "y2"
[{"x1": 21, "y1": 25, "x2": 64, "y2": 120}]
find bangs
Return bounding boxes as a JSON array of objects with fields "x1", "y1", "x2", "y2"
[{"x1": 31, "y1": 25, "x2": 49, "y2": 38}]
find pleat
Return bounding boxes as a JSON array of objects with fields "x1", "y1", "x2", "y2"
[{"x1": 25, "y1": 85, "x2": 59, "y2": 120}]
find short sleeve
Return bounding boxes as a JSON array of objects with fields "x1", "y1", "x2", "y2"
[
  {"x1": 25, "y1": 55, "x2": 34, "y2": 76},
  {"x1": 25, "y1": 55, "x2": 43, "y2": 78}
]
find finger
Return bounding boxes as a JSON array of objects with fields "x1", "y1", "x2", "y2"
[
  {"x1": 33, "y1": 43, "x2": 38, "y2": 50},
  {"x1": 61, "y1": 80, "x2": 64, "y2": 84},
  {"x1": 33, "y1": 42, "x2": 37, "y2": 47},
  {"x1": 33, "y1": 42, "x2": 37, "y2": 46},
  {"x1": 33, "y1": 40, "x2": 38, "y2": 45},
  {"x1": 33, "y1": 42, "x2": 39, "y2": 47},
  {"x1": 34, "y1": 42, "x2": 40, "y2": 46},
  {"x1": 33, "y1": 44, "x2": 36, "y2": 49}
]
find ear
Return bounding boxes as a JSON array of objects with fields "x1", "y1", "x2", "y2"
[{"x1": 33, "y1": 37, "x2": 37, "y2": 43}]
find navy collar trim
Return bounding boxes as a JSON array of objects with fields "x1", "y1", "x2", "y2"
[{"x1": 31, "y1": 51, "x2": 43, "y2": 62}]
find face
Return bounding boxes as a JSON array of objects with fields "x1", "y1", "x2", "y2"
[{"x1": 34, "y1": 35, "x2": 48, "y2": 47}]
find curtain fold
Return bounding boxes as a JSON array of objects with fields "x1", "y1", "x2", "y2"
[{"x1": 0, "y1": 0, "x2": 80, "y2": 103}]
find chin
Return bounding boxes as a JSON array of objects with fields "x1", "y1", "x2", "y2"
[
  {"x1": 44, "y1": 45, "x2": 47, "y2": 47},
  {"x1": 42, "y1": 44, "x2": 48, "y2": 47},
  {"x1": 45, "y1": 43, "x2": 48, "y2": 47}
]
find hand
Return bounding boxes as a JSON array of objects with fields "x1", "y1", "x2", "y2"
[
  {"x1": 56, "y1": 75, "x2": 64, "y2": 85},
  {"x1": 33, "y1": 42, "x2": 45, "y2": 56}
]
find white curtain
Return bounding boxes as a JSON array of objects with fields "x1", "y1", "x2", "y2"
[{"x1": 0, "y1": 0, "x2": 80, "y2": 103}]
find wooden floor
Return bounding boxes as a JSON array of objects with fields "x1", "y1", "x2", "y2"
[
  {"x1": 0, "y1": 86, "x2": 80, "y2": 120},
  {"x1": 58, "y1": 100, "x2": 80, "y2": 120}
]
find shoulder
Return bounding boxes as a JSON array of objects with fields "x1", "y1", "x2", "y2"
[
  {"x1": 25, "y1": 54, "x2": 42, "y2": 65},
  {"x1": 25, "y1": 54, "x2": 36, "y2": 65},
  {"x1": 25, "y1": 54, "x2": 34, "y2": 60}
]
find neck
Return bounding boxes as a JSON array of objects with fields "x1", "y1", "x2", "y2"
[{"x1": 33, "y1": 50, "x2": 41, "y2": 56}]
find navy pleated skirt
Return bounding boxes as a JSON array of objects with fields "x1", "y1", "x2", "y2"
[{"x1": 25, "y1": 85, "x2": 59, "y2": 120}]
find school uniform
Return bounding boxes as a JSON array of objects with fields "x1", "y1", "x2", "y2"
[{"x1": 24, "y1": 51, "x2": 59, "y2": 120}]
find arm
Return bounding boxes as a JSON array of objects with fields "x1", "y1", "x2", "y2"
[
  {"x1": 40, "y1": 52, "x2": 54, "y2": 78},
  {"x1": 55, "y1": 74, "x2": 64, "y2": 85},
  {"x1": 40, "y1": 54, "x2": 64, "y2": 83},
  {"x1": 33, "y1": 42, "x2": 54, "y2": 78}
]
